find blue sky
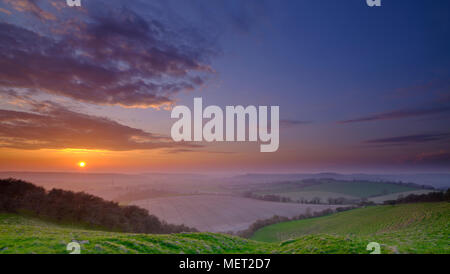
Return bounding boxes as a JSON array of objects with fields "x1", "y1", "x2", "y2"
[{"x1": 0, "y1": 0, "x2": 449, "y2": 172}]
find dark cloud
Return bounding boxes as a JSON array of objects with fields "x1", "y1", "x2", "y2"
[
  {"x1": 0, "y1": 100, "x2": 199, "y2": 151},
  {"x1": 365, "y1": 133, "x2": 450, "y2": 145},
  {"x1": 338, "y1": 105, "x2": 450, "y2": 124},
  {"x1": 0, "y1": 3, "x2": 215, "y2": 108},
  {"x1": 280, "y1": 119, "x2": 311, "y2": 128}
]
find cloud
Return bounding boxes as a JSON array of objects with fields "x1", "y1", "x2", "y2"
[
  {"x1": 2, "y1": 0, "x2": 56, "y2": 20},
  {"x1": 280, "y1": 119, "x2": 311, "y2": 128},
  {"x1": 0, "y1": 3, "x2": 216, "y2": 109},
  {"x1": 414, "y1": 151, "x2": 450, "y2": 165},
  {"x1": 365, "y1": 133, "x2": 450, "y2": 145},
  {"x1": 0, "y1": 8, "x2": 11, "y2": 15},
  {"x1": 0, "y1": 100, "x2": 199, "y2": 151},
  {"x1": 338, "y1": 105, "x2": 450, "y2": 124}
]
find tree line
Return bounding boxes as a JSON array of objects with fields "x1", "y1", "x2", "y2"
[
  {"x1": 243, "y1": 191, "x2": 360, "y2": 205},
  {"x1": 0, "y1": 178, "x2": 196, "y2": 234},
  {"x1": 383, "y1": 189, "x2": 450, "y2": 205}
]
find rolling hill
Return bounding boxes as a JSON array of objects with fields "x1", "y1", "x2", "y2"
[
  {"x1": 0, "y1": 213, "x2": 367, "y2": 254},
  {"x1": 1, "y1": 202, "x2": 448, "y2": 254},
  {"x1": 251, "y1": 202, "x2": 449, "y2": 254}
]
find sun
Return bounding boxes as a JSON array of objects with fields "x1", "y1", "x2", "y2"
[{"x1": 78, "y1": 161, "x2": 86, "y2": 168}]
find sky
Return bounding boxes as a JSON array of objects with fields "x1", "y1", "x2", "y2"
[{"x1": 0, "y1": 0, "x2": 449, "y2": 173}]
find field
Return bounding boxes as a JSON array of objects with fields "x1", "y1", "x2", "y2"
[
  {"x1": 0, "y1": 213, "x2": 377, "y2": 254},
  {"x1": 0, "y1": 173, "x2": 438, "y2": 235},
  {"x1": 130, "y1": 195, "x2": 338, "y2": 232},
  {"x1": 0, "y1": 203, "x2": 448, "y2": 254},
  {"x1": 0, "y1": 213, "x2": 266, "y2": 254},
  {"x1": 256, "y1": 191, "x2": 358, "y2": 202},
  {"x1": 251, "y1": 180, "x2": 420, "y2": 203},
  {"x1": 251, "y1": 202, "x2": 450, "y2": 254},
  {"x1": 298, "y1": 181, "x2": 417, "y2": 197},
  {"x1": 368, "y1": 189, "x2": 436, "y2": 203}
]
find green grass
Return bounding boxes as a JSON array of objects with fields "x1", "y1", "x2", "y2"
[
  {"x1": 0, "y1": 217, "x2": 376, "y2": 254},
  {"x1": 251, "y1": 202, "x2": 450, "y2": 254},
  {"x1": 0, "y1": 213, "x2": 268, "y2": 254},
  {"x1": 0, "y1": 213, "x2": 370, "y2": 254},
  {"x1": 1, "y1": 202, "x2": 448, "y2": 254}
]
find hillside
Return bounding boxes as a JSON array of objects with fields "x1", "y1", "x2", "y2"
[
  {"x1": 0, "y1": 213, "x2": 368, "y2": 254},
  {"x1": 251, "y1": 202, "x2": 449, "y2": 254},
  {"x1": 1, "y1": 203, "x2": 448, "y2": 254}
]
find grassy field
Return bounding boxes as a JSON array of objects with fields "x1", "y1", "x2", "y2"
[
  {"x1": 0, "y1": 203, "x2": 448, "y2": 254},
  {"x1": 251, "y1": 202, "x2": 449, "y2": 254},
  {"x1": 298, "y1": 181, "x2": 417, "y2": 198},
  {"x1": 252, "y1": 180, "x2": 420, "y2": 202},
  {"x1": 367, "y1": 189, "x2": 436, "y2": 203},
  {"x1": 0, "y1": 213, "x2": 371, "y2": 254}
]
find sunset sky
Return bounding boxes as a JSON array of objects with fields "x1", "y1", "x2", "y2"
[{"x1": 0, "y1": 0, "x2": 449, "y2": 173}]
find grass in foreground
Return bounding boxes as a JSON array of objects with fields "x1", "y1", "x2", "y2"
[
  {"x1": 0, "y1": 213, "x2": 370, "y2": 254},
  {"x1": 0, "y1": 203, "x2": 448, "y2": 254},
  {"x1": 251, "y1": 202, "x2": 450, "y2": 254}
]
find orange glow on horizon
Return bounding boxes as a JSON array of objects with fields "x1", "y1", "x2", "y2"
[{"x1": 0, "y1": 145, "x2": 294, "y2": 173}]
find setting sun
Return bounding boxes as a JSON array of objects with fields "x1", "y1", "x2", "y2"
[{"x1": 78, "y1": 161, "x2": 86, "y2": 168}]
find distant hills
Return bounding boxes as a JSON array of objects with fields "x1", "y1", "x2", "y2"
[
  {"x1": 230, "y1": 173, "x2": 450, "y2": 189},
  {"x1": 0, "y1": 171, "x2": 449, "y2": 189}
]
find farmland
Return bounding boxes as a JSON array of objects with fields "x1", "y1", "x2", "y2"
[
  {"x1": 297, "y1": 180, "x2": 417, "y2": 197},
  {"x1": 130, "y1": 195, "x2": 338, "y2": 232},
  {"x1": 251, "y1": 202, "x2": 450, "y2": 254},
  {"x1": 243, "y1": 179, "x2": 423, "y2": 203}
]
